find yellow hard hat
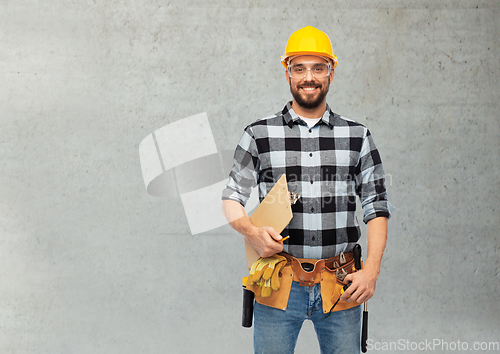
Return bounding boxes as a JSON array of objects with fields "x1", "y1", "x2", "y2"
[{"x1": 281, "y1": 26, "x2": 338, "y2": 69}]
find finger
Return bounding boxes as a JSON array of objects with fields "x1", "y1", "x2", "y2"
[
  {"x1": 271, "y1": 261, "x2": 286, "y2": 291},
  {"x1": 261, "y1": 244, "x2": 283, "y2": 258},
  {"x1": 268, "y1": 235, "x2": 284, "y2": 251},
  {"x1": 262, "y1": 246, "x2": 282, "y2": 258},
  {"x1": 347, "y1": 290, "x2": 362, "y2": 303},
  {"x1": 340, "y1": 291, "x2": 351, "y2": 302},
  {"x1": 340, "y1": 283, "x2": 358, "y2": 302},
  {"x1": 274, "y1": 241, "x2": 284, "y2": 253},
  {"x1": 349, "y1": 283, "x2": 373, "y2": 303},
  {"x1": 264, "y1": 227, "x2": 282, "y2": 242},
  {"x1": 343, "y1": 274, "x2": 354, "y2": 283},
  {"x1": 271, "y1": 234, "x2": 283, "y2": 242},
  {"x1": 357, "y1": 289, "x2": 374, "y2": 303}
]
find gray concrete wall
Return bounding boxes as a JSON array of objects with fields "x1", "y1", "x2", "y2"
[{"x1": 1, "y1": 0, "x2": 498, "y2": 353}]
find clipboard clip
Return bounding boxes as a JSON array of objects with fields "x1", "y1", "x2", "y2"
[{"x1": 288, "y1": 191, "x2": 301, "y2": 205}]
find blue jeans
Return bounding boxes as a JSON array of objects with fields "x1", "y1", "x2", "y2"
[{"x1": 254, "y1": 281, "x2": 361, "y2": 354}]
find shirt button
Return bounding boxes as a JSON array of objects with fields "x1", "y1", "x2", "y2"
[
  {"x1": 310, "y1": 180, "x2": 313, "y2": 184},
  {"x1": 312, "y1": 236, "x2": 316, "y2": 241},
  {"x1": 309, "y1": 153, "x2": 313, "y2": 157},
  {"x1": 311, "y1": 207, "x2": 314, "y2": 212},
  {"x1": 309, "y1": 129, "x2": 312, "y2": 133}
]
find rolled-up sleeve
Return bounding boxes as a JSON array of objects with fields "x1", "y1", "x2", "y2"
[
  {"x1": 221, "y1": 127, "x2": 260, "y2": 207},
  {"x1": 355, "y1": 129, "x2": 395, "y2": 223}
]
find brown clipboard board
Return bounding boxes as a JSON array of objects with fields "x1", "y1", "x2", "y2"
[{"x1": 245, "y1": 174, "x2": 293, "y2": 269}]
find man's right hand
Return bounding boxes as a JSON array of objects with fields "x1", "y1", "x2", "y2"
[
  {"x1": 246, "y1": 226, "x2": 284, "y2": 258},
  {"x1": 222, "y1": 199, "x2": 284, "y2": 257}
]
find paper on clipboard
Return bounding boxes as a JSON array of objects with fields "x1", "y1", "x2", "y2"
[{"x1": 245, "y1": 174, "x2": 294, "y2": 269}]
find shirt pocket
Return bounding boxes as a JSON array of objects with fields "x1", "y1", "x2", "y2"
[{"x1": 321, "y1": 153, "x2": 352, "y2": 197}]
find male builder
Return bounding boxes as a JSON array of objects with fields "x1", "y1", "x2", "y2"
[{"x1": 222, "y1": 26, "x2": 394, "y2": 353}]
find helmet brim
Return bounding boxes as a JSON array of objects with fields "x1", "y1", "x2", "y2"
[{"x1": 281, "y1": 52, "x2": 337, "y2": 68}]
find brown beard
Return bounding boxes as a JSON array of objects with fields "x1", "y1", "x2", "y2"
[{"x1": 289, "y1": 77, "x2": 330, "y2": 109}]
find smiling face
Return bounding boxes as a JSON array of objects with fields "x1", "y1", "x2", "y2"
[{"x1": 286, "y1": 55, "x2": 335, "y2": 113}]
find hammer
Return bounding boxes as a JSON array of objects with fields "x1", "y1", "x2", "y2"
[{"x1": 353, "y1": 244, "x2": 368, "y2": 353}]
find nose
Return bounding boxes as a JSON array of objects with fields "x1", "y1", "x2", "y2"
[{"x1": 304, "y1": 68, "x2": 315, "y2": 79}]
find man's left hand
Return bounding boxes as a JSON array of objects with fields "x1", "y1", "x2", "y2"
[{"x1": 340, "y1": 267, "x2": 379, "y2": 303}]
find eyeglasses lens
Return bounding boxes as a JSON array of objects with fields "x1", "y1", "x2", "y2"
[{"x1": 288, "y1": 63, "x2": 331, "y2": 79}]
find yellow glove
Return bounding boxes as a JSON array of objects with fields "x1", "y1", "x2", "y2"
[{"x1": 247, "y1": 255, "x2": 287, "y2": 298}]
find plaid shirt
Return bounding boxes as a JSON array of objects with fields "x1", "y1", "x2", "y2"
[{"x1": 222, "y1": 102, "x2": 394, "y2": 259}]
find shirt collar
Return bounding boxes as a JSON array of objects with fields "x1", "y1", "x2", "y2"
[{"x1": 281, "y1": 101, "x2": 337, "y2": 129}]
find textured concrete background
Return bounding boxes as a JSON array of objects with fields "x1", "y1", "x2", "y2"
[{"x1": 1, "y1": 0, "x2": 499, "y2": 353}]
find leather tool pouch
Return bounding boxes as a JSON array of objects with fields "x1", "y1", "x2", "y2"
[
  {"x1": 247, "y1": 252, "x2": 361, "y2": 313},
  {"x1": 247, "y1": 265, "x2": 294, "y2": 311},
  {"x1": 320, "y1": 257, "x2": 362, "y2": 313}
]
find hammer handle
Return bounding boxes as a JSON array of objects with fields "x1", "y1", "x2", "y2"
[
  {"x1": 353, "y1": 244, "x2": 362, "y2": 270},
  {"x1": 361, "y1": 308, "x2": 368, "y2": 352}
]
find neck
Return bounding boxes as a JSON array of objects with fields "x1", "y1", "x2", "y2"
[{"x1": 291, "y1": 100, "x2": 327, "y2": 118}]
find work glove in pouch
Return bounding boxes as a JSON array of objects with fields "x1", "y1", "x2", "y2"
[{"x1": 247, "y1": 254, "x2": 287, "y2": 298}]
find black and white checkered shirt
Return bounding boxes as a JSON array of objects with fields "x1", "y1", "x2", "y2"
[{"x1": 222, "y1": 102, "x2": 394, "y2": 259}]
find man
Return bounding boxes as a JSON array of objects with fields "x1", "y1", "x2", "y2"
[{"x1": 222, "y1": 26, "x2": 394, "y2": 353}]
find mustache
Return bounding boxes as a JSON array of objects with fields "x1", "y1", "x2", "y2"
[{"x1": 297, "y1": 81, "x2": 321, "y2": 88}]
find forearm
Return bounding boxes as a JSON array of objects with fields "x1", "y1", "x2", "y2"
[
  {"x1": 222, "y1": 199, "x2": 283, "y2": 257},
  {"x1": 341, "y1": 216, "x2": 388, "y2": 302},
  {"x1": 364, "y1": 216, "x2": 388, "y2": 276},
  {"x1": 222, "y1": 199, "x2": 257, "y2": 237}
]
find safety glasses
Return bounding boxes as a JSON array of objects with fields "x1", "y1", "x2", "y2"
[{"x1": 287, "y1": 62, "x2": 332, "y2": 79}]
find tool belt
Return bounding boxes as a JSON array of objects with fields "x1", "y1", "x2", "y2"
[{"x1": 246, "y1": 252, "x2": 361, "y2": 313}]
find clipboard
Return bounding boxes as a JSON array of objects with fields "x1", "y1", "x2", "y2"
[{"x1": 245, "y1": 174, "x2": 294, "y2": 269}]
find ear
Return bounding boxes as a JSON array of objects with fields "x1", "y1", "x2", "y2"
[
  {"x1": 329, "y1": 68, "x2": 335, "y2": 82},
  {"x1": 285, "y1": 69, "x2": 291, "y2": 85}
]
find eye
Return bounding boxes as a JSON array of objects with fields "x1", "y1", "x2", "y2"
[{"x1": 314, "y1": 65, "x2": 326, "y2": 73}]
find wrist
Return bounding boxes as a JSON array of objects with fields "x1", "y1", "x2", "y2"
[
  {"x1": 242, "y1": 223, "x2": 260, "y2": 240},
  {"x1": 363, "y1": 261, "x2": 381, "y2": 278}
]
